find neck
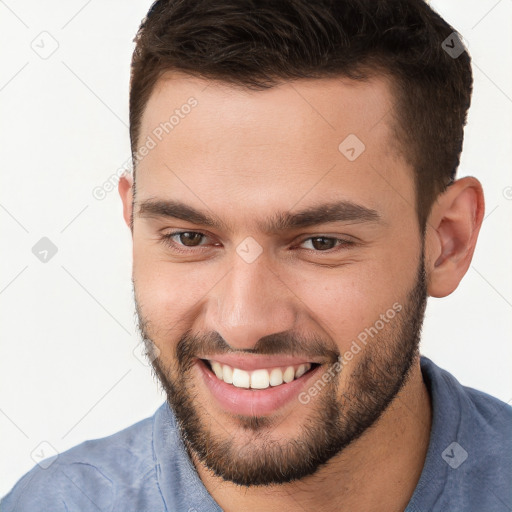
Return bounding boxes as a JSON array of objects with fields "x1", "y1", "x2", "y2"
[{"x1": 192, "y1": 357, "x2": 432, "y2": 512}]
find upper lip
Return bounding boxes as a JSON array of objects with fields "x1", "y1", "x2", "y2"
[{"x1": 199, "y1": 354, "x2": 322, "y2": 371}]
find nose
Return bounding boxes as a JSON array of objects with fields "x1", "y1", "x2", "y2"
[{"x1": 202, "y1": 253, "x2": 298, "y2": 351}]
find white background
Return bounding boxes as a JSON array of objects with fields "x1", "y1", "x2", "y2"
[{"x1": 1, "y1": 0, "x2": 511, "y2": 497}]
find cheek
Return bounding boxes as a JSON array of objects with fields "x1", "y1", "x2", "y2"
[
  {"x1": 132, "y1": 245, "x2": 222, "y2": 333},
  {"x1": 286, "y1": 270, "x2": 377, "y2": 350},
  {"x1": 133, "y1": 242, "x2": 179, "y2": 330},
  {"x1": 283, "y1": 256, "x2": 414, "y2": 352}
]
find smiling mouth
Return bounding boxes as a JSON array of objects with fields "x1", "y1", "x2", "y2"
[{"x1": 202, "y1": 359, "x2": 320, "y2": 390}]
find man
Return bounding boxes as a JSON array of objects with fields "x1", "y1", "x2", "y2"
[{"x1": 2, "y1": 0, "x2": 511, "y2": 510}]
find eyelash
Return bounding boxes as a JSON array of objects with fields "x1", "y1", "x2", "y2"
[{"x1": 159, "y1": 231, "x2": 354, "y2": 254}]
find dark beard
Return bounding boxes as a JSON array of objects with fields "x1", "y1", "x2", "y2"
[{"x1": 135, "y1": 250, "x2": 428, "y2": 487}]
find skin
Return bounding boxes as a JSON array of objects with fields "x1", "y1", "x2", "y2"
[{"x1": 119, "y1": 71, "x2": 484, "y2": 511}]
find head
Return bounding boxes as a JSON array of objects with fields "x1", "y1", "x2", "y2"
[{"x1": 119, "y1": 0, "x2": 484, "y2": 487}]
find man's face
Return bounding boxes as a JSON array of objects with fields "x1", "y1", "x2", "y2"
[{"x1": 127, "y1": 72, "x2": 428, "y2": 486}]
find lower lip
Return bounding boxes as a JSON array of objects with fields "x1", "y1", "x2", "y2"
[{"x1": 196, "y1": 359, "x2": 323, "y2": 417}]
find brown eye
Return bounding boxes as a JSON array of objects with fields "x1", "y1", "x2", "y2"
[
  {"x1": 299, "y1": 236, "x2": 353, "y2": 252},
  {"x1": 178, "y1": 232, "x2": 204, "y2": 247},
  {"x1": 160, "y1": 231, "x2": 211, "y2": 252},
  {"x1": 309, "y1": 237, "x2": 337, "y2": 251}
]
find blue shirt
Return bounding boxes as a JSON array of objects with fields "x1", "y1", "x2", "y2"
[{"x1": 2, "y1": 356, "x2": 511, "y2": 511}]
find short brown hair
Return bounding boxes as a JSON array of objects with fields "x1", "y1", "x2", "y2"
[{"x1": 129, "y1": 0, "x2": 472, "y2": 229}]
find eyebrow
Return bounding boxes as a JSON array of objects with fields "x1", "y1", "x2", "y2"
[{"x1": 137, "y1": 198, "x2": 382, "y2": 234}]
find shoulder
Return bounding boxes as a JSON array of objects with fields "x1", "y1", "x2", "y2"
[
  {"x1": 1, "y1": 408, "x2": 167, "y2": 512},
  {"x1": 455, "y1": 375, "x2": 512, "y2": 502},
  {"x1": 414, "y1": 357, "x2": 512, "y2": 511},
  {"x1": 421, "y1": 355, "x2": 512, "y2": 439}
]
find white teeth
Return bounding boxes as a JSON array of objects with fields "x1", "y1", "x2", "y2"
[
  {"x1": 222, "y1": 364, "x2": 233, "y2": 384},
  {"x1": 250, "y1": 369, "x2": 270, "y2": 389},
  {"x1": 295, "y1": 364, "x2": 310, "y2": 378},
  {"x1": 232, "y1": 368, "x2": 250, "y2": 388},
  {"x1": 208, "y1": 360, "x2": 314, "y2": 389},
  {"x1": 269, "y1": 368, "x2": 284, "y2": 386},
  {"x1": 283, "y1": 366, "x2": 295, "y2": 383},
  {"x1": 211, "y1": 361, "x2": 223, "y2": 379}
]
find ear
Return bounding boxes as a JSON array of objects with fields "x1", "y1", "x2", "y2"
[
  {"x1": 118, "y1": 171, "x2": 134, "y2": 231},
  {"x1": 424, "y1": 176, "x2": 485, "y2": 298}
]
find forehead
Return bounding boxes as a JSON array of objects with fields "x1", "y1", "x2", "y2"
[
  {"x1": 135, "y1": 71, "x2": 413, "y2": 224},
  {"x1": 140, "y1": 71, "x2": 398, "y2": 151}
]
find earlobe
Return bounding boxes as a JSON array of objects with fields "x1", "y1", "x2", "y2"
[
  {"x1": 425, "y1": 177, "x2": 485, "y2": 298},
  {"x1": 118, "y1": 171, "x2": 134, "y2": 230}
]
